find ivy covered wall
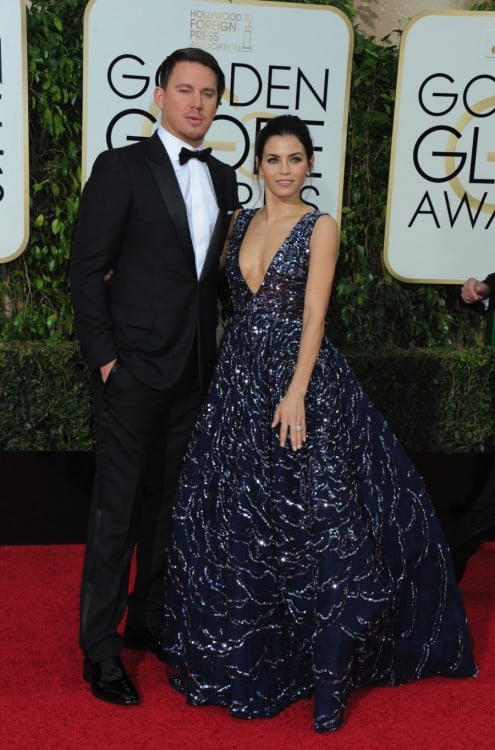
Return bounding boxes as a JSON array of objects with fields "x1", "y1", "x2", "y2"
[{"x1": 1, "y1": 0, "x2": 494, "y2": 346}]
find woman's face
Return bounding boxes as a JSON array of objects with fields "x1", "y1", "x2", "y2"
[{"x1": 257, "y1": 134, "x2": 313, "y2": 200}]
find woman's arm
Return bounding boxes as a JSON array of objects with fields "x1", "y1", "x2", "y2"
[{"x1": 272, "y1": 213, "x2": 339, "y2": 451}]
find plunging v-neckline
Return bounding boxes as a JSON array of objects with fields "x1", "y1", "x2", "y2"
[{"x1": 237, "y1": 210, "x2": 313, "y2": 296}]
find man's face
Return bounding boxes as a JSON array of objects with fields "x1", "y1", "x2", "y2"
[{"x1": 154, "y1": 61, "x2": 219, "y2": 148}]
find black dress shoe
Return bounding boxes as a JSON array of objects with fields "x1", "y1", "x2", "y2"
[
  {"x1": 123, "y1": 625, "x2": 167, "y2": 662},
  {"x1": 83, "y1": 656, "x2": 140, "y2": 705}
]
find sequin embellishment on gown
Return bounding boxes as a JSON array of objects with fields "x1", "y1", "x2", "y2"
[{"x1": 163, "y1": 209, "x2": 477, "y2": 732}]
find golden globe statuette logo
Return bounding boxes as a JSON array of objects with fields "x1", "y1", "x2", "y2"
[{"x1": 445, "y1": 97, "x2": 495, "y2": 221}]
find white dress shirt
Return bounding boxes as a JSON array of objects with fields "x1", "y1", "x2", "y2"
[{"x1": 157, "y1": 125, "x2": 219, "y2": 278}]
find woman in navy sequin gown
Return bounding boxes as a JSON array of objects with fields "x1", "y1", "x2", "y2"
[{"x1": 163, "y1": 116, "x2": 477, "y2": 732}]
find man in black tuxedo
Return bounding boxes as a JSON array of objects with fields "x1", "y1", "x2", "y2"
[
  {"x1": 70, "y1": 48, "x2": 238, "y2": 705},
  {"x1": 445, "y1": 274, "x2": 495, "y2": 580}
]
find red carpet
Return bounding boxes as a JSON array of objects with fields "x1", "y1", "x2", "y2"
[{"x1": 0, "y1": 543, "x2": 493, "y2": 749}]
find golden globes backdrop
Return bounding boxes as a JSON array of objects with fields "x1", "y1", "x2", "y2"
[
  {"x1": 82, "y1": 0, "x2": 353, "y2": 222},
  {"x1": 0, "y1": 0, "x2": 29, "y2": 263},
  {"x1": 385, "y1": 11, "x2": 495, "y2": 284}
]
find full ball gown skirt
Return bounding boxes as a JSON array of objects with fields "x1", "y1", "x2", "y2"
[{"x1": 163, "y1": 209, "x2": 477, "y2": 732}]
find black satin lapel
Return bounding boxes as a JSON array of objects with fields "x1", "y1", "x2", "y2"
[
  {"x1": 199, "y1": 212, "x2": 224, "y2": 281},
  {"x1": 146, "y1": 135, "x2": 195, "y2": 273},
  {"x1": 199, "y1": 159, "x2": 229, "y2": 280},
  {"x1": 207, "y1": 157, "x2": 227, "y2": 210}
]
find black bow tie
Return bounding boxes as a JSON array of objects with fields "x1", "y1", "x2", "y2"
[{"x1": 178, "y1": 146, "x2": 212, "y2": 165}]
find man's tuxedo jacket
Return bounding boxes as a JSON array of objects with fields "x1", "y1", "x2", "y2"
[
  {"x1": 485, "y1": 274, "x2": 495, "y2": 307},
  {"x1": 70, "y1": 132, "x2": 239, "y2": 392}
]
